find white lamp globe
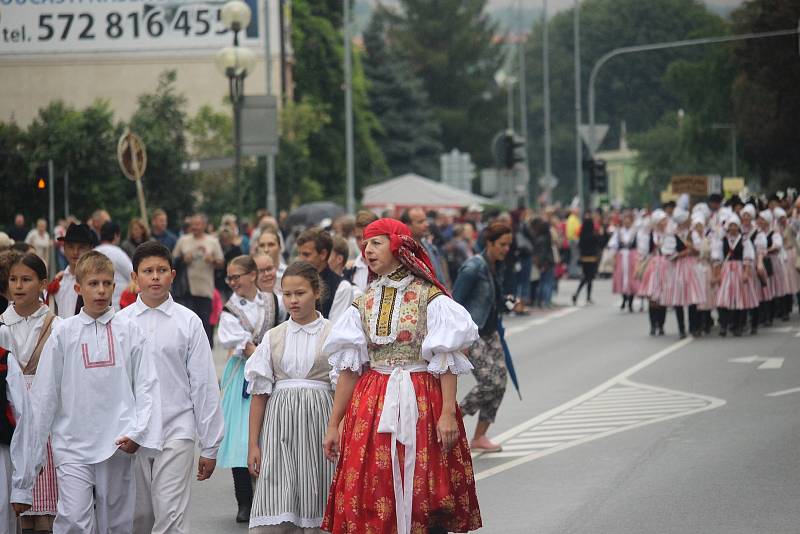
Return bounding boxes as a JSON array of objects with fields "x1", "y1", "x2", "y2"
[
  {"x1": 215, "y1": 46, "x2": 257, "y2": 77},
  {"x1": 221, "y1": 0, "x2": 252, "y2": 32}
]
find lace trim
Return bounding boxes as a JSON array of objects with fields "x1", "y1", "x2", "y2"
[
  {"x1": 249, "y1": 512, "x2": 323, "y2": 529},
  {"x1": 426, "y1": 352, "x2": 474, "y2": 375}
]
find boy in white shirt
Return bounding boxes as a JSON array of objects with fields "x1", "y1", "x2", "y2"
[
  {"x1": 18, "y1": 251, "x2": 161, "y2": 533},
  {"x1": 47, "y1": 223, "x2": 98, "y2": 318},
  {"x1": 118, "y1": 241, "x2": 225, "y2": 534}
]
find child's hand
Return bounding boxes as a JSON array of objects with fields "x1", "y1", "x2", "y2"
[
  {"x1": 12, "y1": 503, "x2": 31, "y2": 516},
  {"x1": 248, "y1": 445, "x2": 261, "y2": 477},
  {"x1": 197, "y1": 456, "x2": 216, "y2": 481},
  {"x1": 115, "y1": 436, "x2": 140, "y2": 454},
  {"x1": 244, "y1": 342, "x2": 257, "y2": 357}
]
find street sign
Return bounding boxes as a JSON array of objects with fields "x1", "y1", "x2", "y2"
[
  {"x1": 241, "y1": 95, "x2": 279, "y2": 156},
  {"x1": 117, "y1": 129, "x2": 150, "y2": 230},
  {"x1": 671, "y1": 175, "x2": 709, "y2": 196},
  {"x1": 579, "y1": 124, "x2": 609, "y2": 153},
  {"x1": 538, "y1": 174, "x2": 558, "y2": 190}
]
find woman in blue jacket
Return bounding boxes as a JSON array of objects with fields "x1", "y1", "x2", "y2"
[{"x1": 452, "y1": 222, "x2": 513, "y2": 453}]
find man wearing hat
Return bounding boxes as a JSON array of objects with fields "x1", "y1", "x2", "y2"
[{"x1": 47, "y1": 223, "x2": 99, "y2": 318}]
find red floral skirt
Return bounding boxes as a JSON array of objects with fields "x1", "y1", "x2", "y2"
[{"x1": 322, "y1": 370, "x2": 482, "y2": 534}]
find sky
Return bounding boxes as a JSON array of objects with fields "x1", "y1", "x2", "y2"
[{"x1": 491, "y1": 0, "x2": 745, "y2": 15}]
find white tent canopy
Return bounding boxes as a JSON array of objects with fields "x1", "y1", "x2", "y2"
[{"x1": 362, "y1": 173, "x2": 490, "y2": 210}]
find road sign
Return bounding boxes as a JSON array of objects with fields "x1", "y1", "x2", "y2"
[
  {"x1": 579, "y1": 124, "x2": 609, "y2": 153},
  {"x1": 117, "y1": 129, "x2": 150, "y2": 230},
  {"x1": 671, "y1": 175, "x2": 709, "y2": 196},
  {"x1": 538, "y1": 175, "x2": 558, "y2": 190},
  {"x1": 241, "y1": 95, "x2": 279, "y2": 156}
]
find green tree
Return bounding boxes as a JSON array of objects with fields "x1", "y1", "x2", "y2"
[
  {"x1": 291, "y1": 0, "x2": 388, "y2": 201},
  {"x1": 523, "y1": 0, "x2": 726, "y2": 202},
  {"x1": 386, "y1": 0, "x2": 505, "y2": 167},
  {"x1": 730, "y1": 0, "x2": 800, "y2": 190},
  {"x1": 363, "y1": 8, "x2": 443, "y2": 178},
  {"x1": 129, "y1": 70, "x2": 195, "y2": 224}
]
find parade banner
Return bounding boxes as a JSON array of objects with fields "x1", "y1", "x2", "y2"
[{"x1": 0, "y1": 0, "x2": 261, "y2": 56}]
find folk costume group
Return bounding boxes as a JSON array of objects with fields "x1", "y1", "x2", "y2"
[
  {"x1": 607, "y1": 193, "x2": 800, "y2": 338},
  {"x1": 1, "y1": 217, "x2": 484, "y2": 534}
]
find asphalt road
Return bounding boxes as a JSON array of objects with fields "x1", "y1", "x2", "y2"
[{"x1": 190, "y1": 279, "x2": 800, "y2": 533}]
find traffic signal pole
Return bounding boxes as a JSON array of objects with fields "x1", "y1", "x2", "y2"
[
  {"x1": 587, "y1": 26, "x2": 800, "y2": 163},
  {"x1": 48, "y1": 160, "x2": 55, "y2": 269}
]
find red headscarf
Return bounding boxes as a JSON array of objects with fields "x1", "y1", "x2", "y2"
[{"x1": 362, "y1": 218, "x2": 449, "y2": 296}]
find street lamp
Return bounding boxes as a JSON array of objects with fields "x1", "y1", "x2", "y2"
[{"x1": 216, "y1": 0, "x2": 256, "y2": 219}]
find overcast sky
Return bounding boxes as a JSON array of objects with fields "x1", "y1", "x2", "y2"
[{"x1": 491, "y1": 0, "x2": 744, "y2": 14}]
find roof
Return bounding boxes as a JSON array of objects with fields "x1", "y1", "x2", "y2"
[{"x1": 362, "y1": 173, "x2": 490, "y2": 209}]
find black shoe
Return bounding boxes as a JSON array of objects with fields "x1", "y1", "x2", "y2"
[
  {"x1": 719, "y1": 327, "x2": 727, "y2": 337},
  {"x1": 572, "y1": 294, "x2": 578, "y2": 306},
  {"x1": 236, "y1": 505, "x2": 251, "y2": 523},
  {"x1": 750, "y1": 325, "x2": 758, "y2": 335},
  {"x1": 732, "y1": 328, "x2": 742, "y2": 337},
  {"x1": 657, "y1": 326, "x2": 665, "y2": 336},
  {"x1": 650, "y1": 326, "x2": 656, "y2": 336},
  {"x1": 621, "y1": 299, "x2": 626, "y2": 310},
  {"x1": 679, "y1": 331, "x2": 687, "y2": 339}
]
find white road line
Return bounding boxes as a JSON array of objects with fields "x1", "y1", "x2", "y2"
[
  {"x1": 765, "y1": 386, "x2": 800, "y2": 397},
  {"x1": 757, "y1": 357, "x2": 784, "y2": 370},
  {"x1": 505, "y1": 307, "x2": 579, "y2": 337},
  {"x1": 472, "y1": 337, "x2": 728, "y2": 481}
]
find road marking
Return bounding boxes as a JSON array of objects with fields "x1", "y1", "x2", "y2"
[
  {"x1": 728, "y1": 355, "x2": 784, "y2": 369},
  {"x1": 472, "y1": 337, "x2": 727, "y2": 480},
  {"x1": 765, "y1": 387, "x2": 800, "y2": 397},
  {"x1": 794, "y1": 331, "x2": 800, "y2": 338},
  {"x1": 505, "y1": 307, "x2": 579, "y2": 337}
]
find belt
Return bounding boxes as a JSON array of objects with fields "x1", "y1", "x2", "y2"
[
  {"x1": 374, "y1": 363, "x2": 427, "y2": 534},
  {"x1": 273, "y1": 379, "x2": 331, "y2": 391}
]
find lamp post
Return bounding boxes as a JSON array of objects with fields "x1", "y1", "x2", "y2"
[{"x1": 216, "y1": 0, "x2": 256, "y2": 219}]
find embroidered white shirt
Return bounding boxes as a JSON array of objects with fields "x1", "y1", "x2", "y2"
[
  {"x1": 218, "y1": 292, "x2": 271, "y2": 356},
  {"x1": 5, "y1": 355, "x2": 36, "y2": 504},
  {"x1": 29, "y1": 308, "x2": 162, "y2": 471},
  {"x1": 0, "y1": 304, "x2": 59, "y2": 369},
  {"x1": 117, "y1": 295, "x2": 224, "y2": 458},
  {"x1": 244, "y1": 313, "x2": 329, "y2": 395}
]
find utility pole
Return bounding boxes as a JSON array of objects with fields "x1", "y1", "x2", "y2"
[
  {"x1": 542, "y1": 0, "x2": 553, "y2": 204},
  {"x1": 573, "y1": 0, "x2": 583, "y2": 210},
  {"x1": 517, "y1": 2, "x2": 530, "y2": 208},
  {"x1": 264, "y1": 0, "x2": 277, "y2": 216},
  {"x1": 343, "y1": 0, "x2": 355, "y2": 215}
]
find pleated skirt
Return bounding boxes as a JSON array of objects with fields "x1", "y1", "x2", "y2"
[
  {"x1": 694, "y1": 260, "x2": 716, "y2": 311},
  {"x1": 767, "y1": 254, "x2": 788, "y2": 297},
  {"x1": 218, "y1": 356, "x2": 251, "y2": 468},
  {"x1": 784, "y1": 249, "x2": 800, "y2": 294},
  {"x1": 717, "y1": 261, "x2": 759, "y2": 310},
  {"x1": 250, "y1": 385, "x2": 334, "y2": 531},
  {"x1": 23, "y1": 375, "x2": 57, "y2": 517},
  {"x1": 660, "y1": 256, "x2": 705, "y2": 307},
  {"x1": 637, "y1": 256, "x2": 666, "y2": 300},
  {"x1": 612, "y1": 250, "x2": 639, "y2": 295}
]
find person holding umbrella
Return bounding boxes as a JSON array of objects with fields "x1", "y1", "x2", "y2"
[{"x1": 453, "y1": 222, "x2": 513, "y2": 453}]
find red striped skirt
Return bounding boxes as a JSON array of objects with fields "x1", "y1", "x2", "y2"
[
  {"x1": 784, "y1": 249, "x2": 799, "y2": 294},
  {"x1": 660, "y1": 256, "x2": 705, "y2": 307},
  {"x1": 637, "y1": 256, "x2": 667, "y2": 300},
  {"x1": 716, "y1": 261, "x2": 759, "y2": 310},
  {"x1": 612, "y1": 249, "x2": 639, "y2": 295},
  {"x1": 23, "y1": 375, "x2": 57, "y2": 516},
  {"x1": 767, "y1": 254, "x2": 788, "y2": 297}
]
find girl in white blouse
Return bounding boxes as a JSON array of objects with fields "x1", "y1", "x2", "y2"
[
  {"x1": 0, "y1": 251, "x2": 59, "y2": 531},
  {"x1": 245, "y1": 261, "x2": 334, "y2": 533},
  {"x1": 217, "y1": 255, "x2": 281, "y2": 524}
]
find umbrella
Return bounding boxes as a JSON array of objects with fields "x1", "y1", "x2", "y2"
[
  {"x1": 496, "y1": 317, "x2": 522, "y2": 400},
  {"x1": 285, "y1": 201, "x2": 345, "y2": 229}
]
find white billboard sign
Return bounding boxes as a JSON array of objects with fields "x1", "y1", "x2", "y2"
[{"x1": 0, "y1": 0, "x2": 262, "y2": 56}]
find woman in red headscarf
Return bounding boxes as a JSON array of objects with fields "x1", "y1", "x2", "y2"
[{"x1": 321, "y1": 218, "x2": 482, "y2": 534}]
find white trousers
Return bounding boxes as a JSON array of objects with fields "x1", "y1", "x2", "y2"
[
  {"x1": 0, "y1": 445, "x2": 20, "y2": 534},
  {"x1": 54, "y1": 450, "x2": 135, "y2": 534},
  {"x1": 133, "y1": 439, "x2": 194, "y2": 534}
]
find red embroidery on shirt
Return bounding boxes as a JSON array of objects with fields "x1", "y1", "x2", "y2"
[{"x1": 81, "y1": 324, "x2": 116, "y2": 369}]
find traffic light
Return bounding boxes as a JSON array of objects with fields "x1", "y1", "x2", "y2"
[
  {"x1": 589, "y1": 159, "x2": 608, "y2": 194},
  {"x1": 34, "y1": 165, "x2": 48, "y2": 191},
  {"x1": 502, "y1": 132, "x2": 526, "y2": 169}
]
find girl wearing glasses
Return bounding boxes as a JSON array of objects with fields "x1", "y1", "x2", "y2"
[{"x1": 218, "y1": 255, "x2": 283, "y2": 524}]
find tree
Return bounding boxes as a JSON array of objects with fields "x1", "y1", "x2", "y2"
[
  {"x1": 730, "y1": 0, "x2": 800, "y2": 190},
  {"x1": 129, "y1": 70, "x2": 195, "y2": 224},
  {"x1": 290, "y1": 0, "x2": 388, "y2": 201},
  {"x1": 363, "y1": 8, "x2": 443, "y2": 178},
  {"x1": 523, "y1": 0, "x2": 727, "y2": 202},
  {"x1": 386, "y1": 0, "x2": 505, "y2": 167}
]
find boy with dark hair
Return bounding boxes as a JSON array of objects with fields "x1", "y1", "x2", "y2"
[
  {"x1": 120, "y1": 241, "x2": 224, "y2": 534},
  {"x1": 19, "y1": 251, "x2": 161, "y2": 533},
  {"x1": 296, "y1": 228, "x2": 354, "y2": 322},
  {"x1": 47, "y1": 223, "x2": 98, "y2": 318}
]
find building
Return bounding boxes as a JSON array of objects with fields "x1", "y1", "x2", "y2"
[{"x1": 0, "y1": 0, "x2": 292, "y2": 126}]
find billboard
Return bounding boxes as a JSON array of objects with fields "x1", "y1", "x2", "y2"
[{"x1": 0, "y1": 0, "x2": 262, "y2": 56}]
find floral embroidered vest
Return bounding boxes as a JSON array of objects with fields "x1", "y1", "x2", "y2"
[{"x1": 355, "y1": 269, "x2": 443, "y2": 366}]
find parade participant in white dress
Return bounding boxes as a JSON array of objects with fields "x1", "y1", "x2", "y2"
[
  {"x1": 636, "y1": 210, "x2": 668, "y2": 336},
  {"x1": 253, "y1": 252, "x2": 287, "y2": 322},
  {"x1": 607, "y1": 211, "x2": 639, "y2": 312},
  {"x1": 660, "y1": 209, "x2": 704, "y2": 339},
  {"x1": 23, "y1": 251, "x2": 161, "y2": 533},
  {"x1": 755, "y1": 210, "x2": 785, "y2": 327},
  {"x1": 3, "y1": 346, "x2": 35, "y2": 534},
  {"x1": 775, "y1": 207, "x2": 798, "y2": 319},
  {"x1": 118, "y1": 242, "x2": 225, "y2": 534},
  {"x1": 0, "y1": 252, "x2": 60, "y2": 531},
  {"x1": 46, "y1": 224, "x2": 98, "y2": 319},
  {"x1": 245, "y1": 262, "x2": 335, "y2": 533},
  {"x1": 690, "y1": 214, "x2": 715, "y2": 336},
  {"x1": 218, "y1": 255, "x2": 282, "y2": 524},
  {"x1": 712, "y1": 215, "x2": 758, "y2": 337}
]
